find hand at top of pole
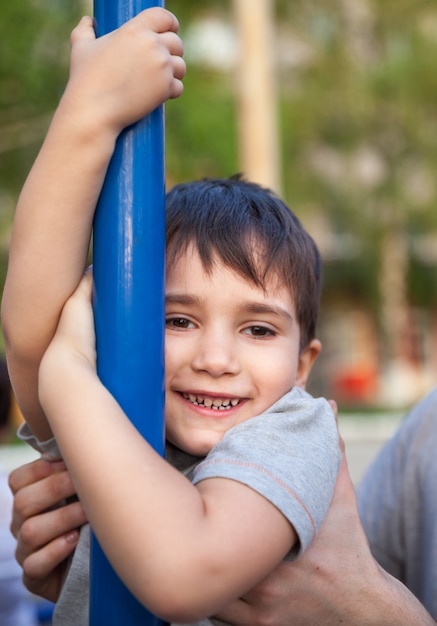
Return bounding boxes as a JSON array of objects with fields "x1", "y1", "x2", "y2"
[
  {"x1": 1, "y1": 7, "x2": 185, "y2": 443},
  {"x1": 64, "y1": 8, "x2": 185, "y2": 138}
]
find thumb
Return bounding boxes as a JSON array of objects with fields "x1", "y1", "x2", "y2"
[{"x1": 70, "y1": 16, "x2": 96, "y2": 46}]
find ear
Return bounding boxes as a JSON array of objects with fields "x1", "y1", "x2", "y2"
[{"x1": 295, "y1": 339, "x2": 322, "y2": 390}]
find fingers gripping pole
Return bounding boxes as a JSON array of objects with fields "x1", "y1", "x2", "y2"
[{"x1": 91, "y1": 1, "x2": 165, "y2": 624}]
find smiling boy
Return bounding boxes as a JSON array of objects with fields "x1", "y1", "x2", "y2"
[
  {"x1": 163, "y1": 178, "x2": 322, "y2": 459},
  {"x1": 36, "y1": 177, "x2": 339, "y2": 625},
  {"x1": 1, "y1": 9, "x2": 340, "y2": 626},
  {"x1": 165, "y1": 245, "x2": 307, "y2": 456}
]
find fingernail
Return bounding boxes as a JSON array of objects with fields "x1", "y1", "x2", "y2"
[
  {"x1": 50, "y1": 461, "x2": 67, "y2": 472},
  {"x1": 65, "y1": 530, "x2": 79, "y2": 544}
]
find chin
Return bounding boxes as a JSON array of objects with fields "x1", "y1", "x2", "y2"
[{"x1": 179, "y1": 432, "x2": 222, "y2": 457}]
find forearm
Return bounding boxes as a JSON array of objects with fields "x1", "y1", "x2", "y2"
[
  {"x1": 318, "y1": 564, "x2": 436, "y2": 626},
  {"x1": 373, "y1": 567, "x2": 436, "y2": 626},
  {"x1": 216, "y1": 448, "x2": 437, "y2": 626},
  {"x1": 3, "y1": 7, "x2": 185, "y2": 441},
  {"x1": 217, "y1": 564, "x2": 437, "y2": 626},
  {"x1": 2, "y1": 100, "x2": 117, "y2": 439}
]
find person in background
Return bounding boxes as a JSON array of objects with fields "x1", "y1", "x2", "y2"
[{"x1": 357, "y1": 385, "x2": 437, "y2": 620}]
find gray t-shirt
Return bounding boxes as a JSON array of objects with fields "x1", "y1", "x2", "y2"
[
  {"x1": 20, "y1": 387, "x2": 340, "y2": 625},
  {"x1": 357, "y1": 386, "x2": 437, "y2": 620}
]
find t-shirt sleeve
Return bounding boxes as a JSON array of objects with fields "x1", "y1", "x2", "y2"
[
  {"x1": 191, "y1": 387, "x2": 340, "y2": 556},
  {"x1": 17, "y1": 422, "x2": 62, "y2": 460}
]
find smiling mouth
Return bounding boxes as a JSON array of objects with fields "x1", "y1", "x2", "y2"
[{"x1": 182, "y1": 393, "x2": 240, "y2": 411}]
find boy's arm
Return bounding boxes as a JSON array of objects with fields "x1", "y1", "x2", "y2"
[
  {"x1": 38, "y1": 274, "x2": 297, "y2": 624},
  {"x1": 9, "y1": 448, "x2": 436, "y2": 626},
  {"x1": 1, "y1": 9, "x2": 185, "y2": 440}
]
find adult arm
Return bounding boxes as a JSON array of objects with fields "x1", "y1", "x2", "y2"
[
  {"x1": 1, "y1": 8, "x2": 185, "y2": 440},
  {"x1": 215, "y1": 439, "x2": 436, "y2": 626}
]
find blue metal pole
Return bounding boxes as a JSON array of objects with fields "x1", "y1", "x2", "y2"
[{"x1": 91, "y1": 1, "x2": 165, "y2": 624}]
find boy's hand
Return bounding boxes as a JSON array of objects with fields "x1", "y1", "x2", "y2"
[
  {"x1": 64, "y1": 8, "x2": 185, "y2": 135},
  {"x1": 9, "y1": 458, "x2": 87, "y2": 603},
  {"x1": 39, "y1": 271, "x2": 97, "y2": 392}
]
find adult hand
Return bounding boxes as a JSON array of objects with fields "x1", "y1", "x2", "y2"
[
  {"x1": 215, "y1": 436, "x2": 436, "y2": 626},
  {"x1": 9, "y1": 457, "x2": 87, "y2": 602}
]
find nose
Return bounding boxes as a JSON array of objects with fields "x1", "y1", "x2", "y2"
[{"x1": 191, "y1": 330, "x2": 241, "y2": 378}]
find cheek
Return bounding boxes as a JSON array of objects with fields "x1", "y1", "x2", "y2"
[
  {"x1": 256, "y1": 350, "x2": 298, "y2": 392},
  {"x1": 164, "y1": 334, "x2": 187, "y2": 381},
  {"x1": 164, "y1": 336, "x2": 175, "y2": 384}
]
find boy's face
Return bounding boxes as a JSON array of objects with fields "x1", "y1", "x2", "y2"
[{"x1": 164, "y1": 245, "x2": 321, "y2": 456}]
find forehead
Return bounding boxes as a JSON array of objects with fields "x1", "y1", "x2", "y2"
[{"x1": 166, "y1": 245, "x2": 297, "y2": 316}]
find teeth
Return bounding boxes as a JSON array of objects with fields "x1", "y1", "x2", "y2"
[{"x1": 182, "y1": 393, "x2": 240, "y2": 410}]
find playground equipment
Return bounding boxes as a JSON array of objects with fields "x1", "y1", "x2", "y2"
[{"x1": 91, "y1": 0, "x2": 165, "y2": 623}]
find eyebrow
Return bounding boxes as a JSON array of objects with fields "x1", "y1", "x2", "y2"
[
  {"x1": 165, "y1": 293, "x2": 200, "y2": 306},
  {"x1": 165, "y1": 293, "x2": 294, "y2": 323},
  {"x1": 238, "y1": 301, "x2": 294, "y2": 323}
]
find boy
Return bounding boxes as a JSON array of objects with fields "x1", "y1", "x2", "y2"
[{"x1": 1, "y1": 8, "x2": 340, "y2": 625}]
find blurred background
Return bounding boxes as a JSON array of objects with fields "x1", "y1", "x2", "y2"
[
  {"x1": 1, "y1": 0, "x2": 437, "y2": 451},
  {"x1": 1, "y1": 1, "x2": 436, "y2": 621}
]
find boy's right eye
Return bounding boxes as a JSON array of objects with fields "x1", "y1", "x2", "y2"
[{"x1": 165, "y1": 316, "x2": 195, "y2": 330}]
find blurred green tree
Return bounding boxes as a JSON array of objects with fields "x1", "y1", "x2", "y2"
[
  {"x1": 1, "y1": 0, "x2": 436, "y2": 373},
  {"x1": 276, "y1": 0, "x2": 437, "y2": 363},
  {"x1": 0, "y1": 3, "x2": 82, "y2": 190}
]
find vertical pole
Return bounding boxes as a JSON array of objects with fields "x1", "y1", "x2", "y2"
[
  {"x1": 91, "y1": 1, "x2": 165, "y2": 624},
  {"x1": 233, "y1": 0, "x2": 281, "y2": 193}
]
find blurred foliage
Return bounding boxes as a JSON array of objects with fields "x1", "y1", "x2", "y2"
[
  {"x1": 166, "y1": 0, "x2": 237, "y2": 182},
  {"x1": 166, "y1": 68, "x2": 238, "y2": 184},
  {"x1": 0, "y1": 2, "x2": 82, "y2": 191},
  {"x1": 277, "y1": 0, "x2": 437, "y2": 311},
  {"x1": 1, "y1": 0, "x2": 437, "y2": 333}
]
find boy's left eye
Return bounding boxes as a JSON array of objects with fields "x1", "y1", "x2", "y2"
[{"x1": 243, "y1": 325, "x2": 275, "y2": 338}]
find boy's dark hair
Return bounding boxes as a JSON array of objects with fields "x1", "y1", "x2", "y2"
[{"x1": 166, "y1": 175, "x2": 322, "y2": 349}]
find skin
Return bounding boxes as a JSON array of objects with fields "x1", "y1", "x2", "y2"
[
  {"x1": 2, "y1": 9, "x2": 331, "y2": 621},
  {"x1": 10, "y1": 434, "x2": 436, "y2": 624},
  {"x1": 216, "y1": 439, "x2": 437, "y2": 626},
  {"x1": 164, "y1": 244, "x2": 320, "y2": 456},
  {"x1": 1, "y1": 9, "x2": 186, "y2": 441},
  {"x1": 9, "y1": 459, "x2": 85, "y2": 603},
  {"x1": 7, "y1": 7, "x2": 429, "y2": 624},
  {"x1": 33, "y1": 252, "x2": 323, "y2": 622}
]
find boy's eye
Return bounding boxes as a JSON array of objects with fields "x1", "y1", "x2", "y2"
[
  {"x1": 166, "y1": 317, "x2": 195, "y2": 330},
  {"x1": 243, "y1": 325, "x2": 275, "y2": 338}
]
